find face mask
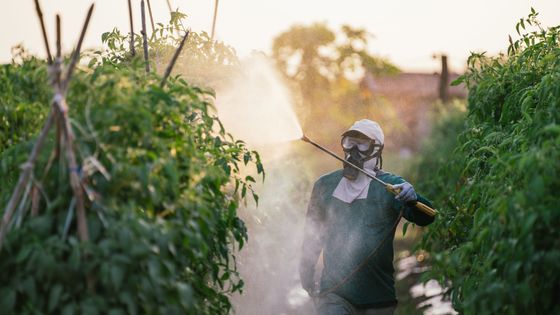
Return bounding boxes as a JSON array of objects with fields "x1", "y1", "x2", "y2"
[{"x1": 341, "y1": 136, "x2": 383, "y2": 180}]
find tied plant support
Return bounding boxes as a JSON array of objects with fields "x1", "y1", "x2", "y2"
[{"x1": 0, "y1": 5, "x2": 263, "y2": 315}]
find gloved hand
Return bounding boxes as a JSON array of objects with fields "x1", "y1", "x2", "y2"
[{"x1": 393, "y1": 182, "x2": 417, "y2": 203}]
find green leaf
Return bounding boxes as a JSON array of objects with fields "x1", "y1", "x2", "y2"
[
  {"x1": 0, "y1": 288, "x2": 16, "y2": 312},
  {"x1": 48, "y1": 285, "x2": 63, "y2": 312},
  {"x1": 450, "y1": 75, "x2": 465, "y2": 86},
  {"x1": 16, "y1": 246, "x2": 33, "y2": 263},
  {"x1": 402, "y1": 222, "x2": 410, "y2": 236},
  {"x1": 252, "y1": 191, "x2": 259, "y2": 206},
  {"x1": 61, "y1": 303, "x2": 76, "y2": 315},
  {"x1": 110, "y1": 265, "x2": 125, "y2": 290}
]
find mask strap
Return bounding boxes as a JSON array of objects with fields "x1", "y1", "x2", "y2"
[{"x1": 371, "y1": 144, "x2": 384, "y2": 168}]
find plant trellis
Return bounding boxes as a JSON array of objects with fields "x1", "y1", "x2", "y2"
[{"x1": 0, "y1": 2, "x2": 95, "y2": 249}]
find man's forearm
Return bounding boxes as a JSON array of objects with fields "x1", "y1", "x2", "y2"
[{"x1": 405, "y1": 194, "x2": 435, "y2": 226}]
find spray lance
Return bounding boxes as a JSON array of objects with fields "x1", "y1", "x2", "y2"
[{"x1": 301, "y1": 135, "x2": 437, "y2": 217}]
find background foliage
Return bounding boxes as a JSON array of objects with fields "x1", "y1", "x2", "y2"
[
  {"x1": 411, "y1": 11, "x2": 560, "y2": 314},
  {"x1": 0, "y1": 46, "x2": 51, "y2": 152},
  {"x1": 94, "y1": 12, "x2": 238, "y2": 90},
  {"x1": 0, "y1": 16, "x2": 262, "y2": 315}
]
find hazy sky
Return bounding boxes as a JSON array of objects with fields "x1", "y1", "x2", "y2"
[{"x1": 1, "y1": 0, "x2": 559, "y2": 72}]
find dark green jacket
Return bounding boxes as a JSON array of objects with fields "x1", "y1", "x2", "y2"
[{"x1": 300, "y1": 169, "x2": 434, "y2": 308}]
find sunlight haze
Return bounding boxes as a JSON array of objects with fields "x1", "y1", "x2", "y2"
[{"x1": 1, "y1": 0, "x2": 559, "y2": 72}]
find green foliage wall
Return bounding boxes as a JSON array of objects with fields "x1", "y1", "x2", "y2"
[
  {"x1": 0, "y1": 19, "x2": 262, "y2": 315},
  {"x1": 413, "y1": 12, "x2": 560, "y2": 314}
]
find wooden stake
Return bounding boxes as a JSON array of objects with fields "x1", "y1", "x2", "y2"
[
  {"x1": 31, "y1": 185, "x2": 40, "y2": 217},
  {"x1": 53, "y1": 15, "x2": 63, "y2": 88},
  {"x1": 33, "y1": 0, "x2": 53, "y2": 64},
  {"x1": 160, "y1": 31, "x2": 189, "y2": 87},
  {"x1": 140, "y1": 0, "x2": 150, "y2": 73},
  {"x1": 146, "y1": 0, "x2": 156, "y2": 35},
  {"x1": 53, "y1": 15, "x2": 62, "y2": 159},
  {"x1": 53, "y1": 93, "x2": 89, "y2": 242},
  {"x1": 439, "y1": 54, "x2": 449, "y2": 103},
  {"x1": 127, "y1": 0, "x2": 136, "y2": 56},
  {"x1": 62, "y1": 3, "x2": 94, "y2": 92},
  {"x1": 211, "y1": 0, "x2": 219, "y2": 40},
  {"x1": 166, "y1": 0, "x2": 173, "y2": 15},
  {"x1": 52, "y1": 31, "x2": 90, "y2": 243},
  {"x1": 56, "y1": 15, "x2": 61, "y2": 59},
  {"x1": 53, "y1": 5, "x2": 94, "y2": 242},
  {"x1": 0, "y1": 112, "x2": 55, "y2": 249}
]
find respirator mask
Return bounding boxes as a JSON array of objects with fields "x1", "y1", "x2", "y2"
[{"x1": 341, "y1": 135, "x2": 383, "y2": 180}]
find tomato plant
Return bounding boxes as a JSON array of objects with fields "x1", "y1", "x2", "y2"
[
  {"x1": 0, "y1": 16, "x2": 263, "y2": 315},
  {"x1": 412, "y1": 11, "x2": 560, "y2": 314}
]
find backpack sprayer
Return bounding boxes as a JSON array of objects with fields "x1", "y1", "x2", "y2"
[{"x1": 301, "y1": 135, "x2": 437, "y2": 217}]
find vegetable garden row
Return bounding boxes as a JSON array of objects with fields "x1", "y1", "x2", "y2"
[
  {"x1": 411, "y1": 11, "x2": 559, "y2": 314},
  {"x1": 0, "y1": 4, "x2": 262, "y2": 315},
  {"x1": 0, "y1": 3, "x2": 558, "y2": 315}
]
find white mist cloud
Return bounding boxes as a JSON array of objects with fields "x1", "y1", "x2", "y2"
[{"x1": 215, "y1": 54, "x2": 302, "y2": 146}]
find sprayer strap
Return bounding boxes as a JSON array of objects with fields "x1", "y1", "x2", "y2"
[{"x1": 313, "y1": 211, "x2": 403, "y2": 299}]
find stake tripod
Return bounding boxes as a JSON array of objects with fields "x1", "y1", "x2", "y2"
[
  {"x1": 0, "y1": 1, "x2": 95, "y2": 250},
  {"x1": 0, "y1": 0, "x2": 191, "y2": 252}
]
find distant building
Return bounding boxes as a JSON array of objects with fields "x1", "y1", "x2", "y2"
[{"x1": 359, "y1": 70, "x2": 467, "y2": 152}]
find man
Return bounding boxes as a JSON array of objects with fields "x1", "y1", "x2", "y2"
[{"x1": 300, "y1": 119, "x2": 435, "y2": 315}]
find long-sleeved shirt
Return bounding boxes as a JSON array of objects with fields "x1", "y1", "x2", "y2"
[{"x1": 299, "y1": 169, "x2": 434, "y2": 308}]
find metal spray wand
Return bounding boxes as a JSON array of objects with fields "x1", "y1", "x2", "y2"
[{"x1": 301, "y1": 135, "x2": 437, "y2": 217}]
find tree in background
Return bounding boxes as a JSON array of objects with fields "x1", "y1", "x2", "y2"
[{"x1": 272, "y1": 23, "x2": 399, "y2": 148}]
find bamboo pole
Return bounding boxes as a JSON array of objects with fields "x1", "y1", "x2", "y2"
[
  {"x1": 31, "y1": 186, "x2": 40, "y2": 217},
  {"x1": 54, "y1": 15, "x2": 62, "y2": 159},
  {"x1": 127, "y1": 0, "x2": 136, "y2": 56},
  {"x1": 33, "y1": 0, "x2": 52, "y2": 64},
  {"x1": 146, "y1": 0, "x2": 156, "y2": 34},
  {"x1": 211, "y1": 0, "x2": 219, "y2": 40},
  {"x1": 160, "y1": 31, "x2": 189, "y2": 87},
  {"x1": 56, "y1": 15, "x2": 61, "y2": 59},
  {"x1": 53, "y1": 15, "x2": 62, "y2": 88},
  {"x1": 166, "y1": 0, "x2": 173, "y2": 15},
  {"x1": 140, "y1": 0, "x2": 150, "y2": 73},
  {"x1": 0, "y1": 112, "x2": 55, "y2": 249},
  {"x1": 62, "y1": 4, "x2": 94, "y2": 92},
  {"x1": 57, "y1": 5, "x2": 95, "y2": 242},
  {"x1": 53, "y1": 92, "x2": 89, "y2": 242}
]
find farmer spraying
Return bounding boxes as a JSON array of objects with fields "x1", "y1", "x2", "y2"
[{"x1": 299, "y1": 119, "x2": 435, "y2": 315}]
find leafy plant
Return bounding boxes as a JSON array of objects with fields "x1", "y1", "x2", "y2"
[
  {"x1": 413, "y1": 11, "x2": 560, "y2": 314},
  {"x1": 0, "y1": 15, "x2": 263, "y2": 315},
  {"x1": 0, "y1": 46, "x2": 51, "y2": 152},
  {"x1": 91, "y1": 11, "x2": 238, "y2": 90}
]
